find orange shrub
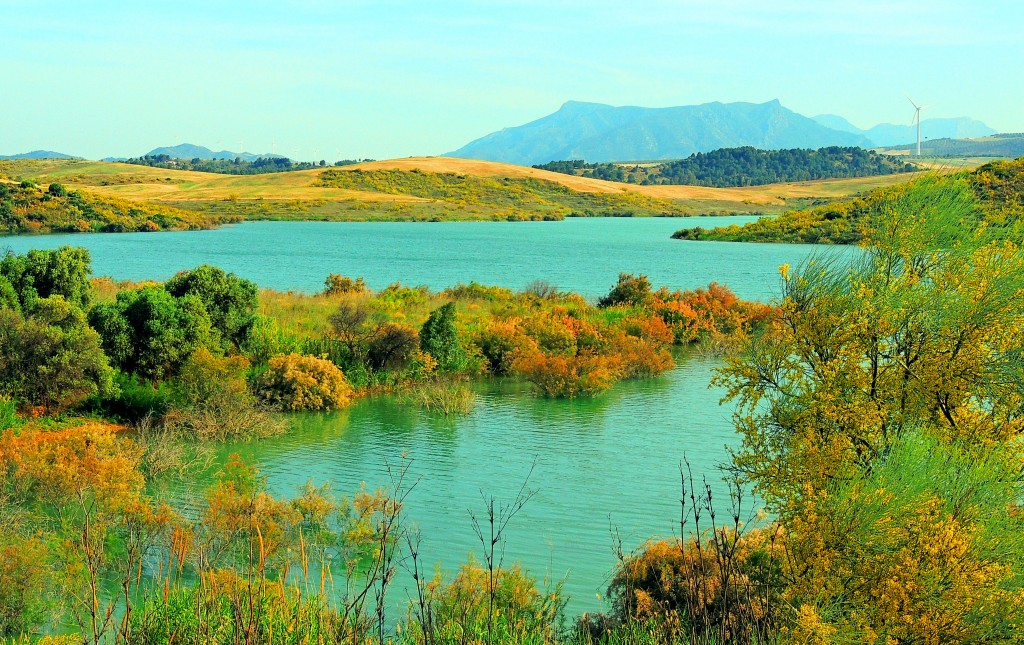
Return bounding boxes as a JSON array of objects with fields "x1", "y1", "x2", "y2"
[
  {"x1": 473, "y1": 318, "x2": 534, "y2": 376},
  {"x1": 653, "y1": 282, "x2": 774, "y2": 343},
  {"x1": 612, "y1": 333, "x2": 675, "y2": 378},
  {"x1": 619, "y1": 312, "x2": 675, "y2": 346},
  {"x1": 512, "y1": 350, "x2": 621, "y2": 398},
  {"x1": 0, "y1": 421, "x2": 141, "y2": 507},
  {"x1": 521, "y1": 312, "x2": 577, "y2": 356},
  {"x1": 609, "y1": 529, "x2": 783, "y2": 642}
]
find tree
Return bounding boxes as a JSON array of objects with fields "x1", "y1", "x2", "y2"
[
  {"x1": 598, "y1": 273, "x2": 652, "y2": 308},
  {"x1": 367, "y1": 322, "x2": 418, "y2": 371},
  {"x1": 164, "y1": 264, "x2": 257, "y2": 350},
  {"x1": 328, "y1": 299, "x2": 378, "y2": 356},
  {"x1": 720, "y1": 179, "x2": 1024, "y2": 509},
  {"x1": 0, "y1": 246, "x2": 93, "y2": 310},
  {"x1": 0, "y1": 297, "x2": 115, "y2": 412},
  {"x1": 420, "y1": 302, "x2": 466, "y2": 372},
  {"x1": 717, "y1": 179, "x2": 1024, "y2": 637},
  {"x1": 89, "y1": 286, "x2": 213, "y2": 382},
  {"x1": 0, "y1": 275, "x2": 19, "y2": 313}
]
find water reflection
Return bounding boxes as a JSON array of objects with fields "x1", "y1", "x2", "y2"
[{"x1": 199, "y1": 352, "x2": 744, "y2": 616}]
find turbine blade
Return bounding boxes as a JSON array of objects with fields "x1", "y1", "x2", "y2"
[{"x1": 906, "y1": 95, "x2": 920, "y2": 109}]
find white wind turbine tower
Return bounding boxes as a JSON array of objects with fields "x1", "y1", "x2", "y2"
[{"x1": 907, "y1": 96, "x2": 930, "y2": 156}]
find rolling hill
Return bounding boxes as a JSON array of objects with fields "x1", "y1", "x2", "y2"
[
  {"x1": 1, "y1": 156, "x2": 932, "y2": 227},
  {"x1": 446, "y1": 100, "x2": 873, "y2": 165},
  {"x1": 878, "y1": 134, "x2": 1024, "y2": 158},
  {"x1": 674, "y1": 157, "x2": 1024, "y2": 244}
]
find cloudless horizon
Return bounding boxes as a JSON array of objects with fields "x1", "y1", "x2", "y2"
[{"x1": 3, "y1": 0, "x2": 1022, "y2": 161}]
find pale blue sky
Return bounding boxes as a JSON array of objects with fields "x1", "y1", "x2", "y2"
[{"x1": 2, "y1": 0, "x2": 1021, "y2": 160}]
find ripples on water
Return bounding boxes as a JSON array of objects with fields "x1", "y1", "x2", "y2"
[
  {"x1": 2, "y1": 219, "x2": 849, "y2": 616},
  {"x1": 0, "y1": 217, "x2": 855, "y2": 300},
  {"x1": 208, "y1": 354, "x2": 745, "y2": 616}
]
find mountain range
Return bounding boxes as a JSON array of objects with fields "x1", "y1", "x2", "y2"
[
  {"x1": 0, "y1": 150, "x2": 80, "y2": 160},
  {"x1": 138, "y1": 143, "x2": 278, "y2": 162},
  {"x1": 810, "y1": 113, "x2": 995, "y2": 147},
  {"x1": 446, "y1": 100, "x2": 997, "y2": 165}
]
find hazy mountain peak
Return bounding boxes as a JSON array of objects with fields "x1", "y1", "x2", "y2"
[
  {"x1": 143, "y1": 143, "x2": 277, "y2": 162},
  {"x1": 447, "y1": 99, "x2": 871, "y2": 165},
  {"x1": 0, "y1": 150, "x2": 81, "y2": 160}
]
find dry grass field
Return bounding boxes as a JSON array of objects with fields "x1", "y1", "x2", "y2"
[{"x1": 2, "y1": 156, "x2": 941, "y2": 222}]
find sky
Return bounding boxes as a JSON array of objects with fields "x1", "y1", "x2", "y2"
[{"x1": 3, "y1": 0, "x2": 1022, "y2": 161}]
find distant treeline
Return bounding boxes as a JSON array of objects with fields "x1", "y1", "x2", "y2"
[
  {"x1": 125, "y1": 155, "x2": 372, "y2": 175},
  {"x1": 534, "y1": 146, "x2": 916, "y2": 187}
]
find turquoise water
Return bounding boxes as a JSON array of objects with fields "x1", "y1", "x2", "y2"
[
  {"x1": 210, "y1": 354, "x2": 740, "y2": 617},
  {"x1": 4, "y1": 218, "x2": 848, "y2": 617},
  {"x1": 0, "y1": 216, "x2": 847, "y2": 300}
]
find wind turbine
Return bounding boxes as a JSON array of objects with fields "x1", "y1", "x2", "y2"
[{"x1": 907, "y1": 97, "x2": 930, "y2": 156}]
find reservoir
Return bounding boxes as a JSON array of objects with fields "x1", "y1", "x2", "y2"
[{"x1": 2, "y1": 217, "x2": 850, "y2": 616}]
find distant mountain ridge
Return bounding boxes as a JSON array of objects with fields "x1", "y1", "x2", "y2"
[
  {"x1": 811, "y1": 114, "x2": 996, "y2": 147},
  {"x1": 446, "y1": 100, "x2": 999, "y2": 165},
  {"x1": 447, "y1": 100, "x2": 875, "y2": 165},
  {"x1": 0, "y1": 150, "x2": 80, "y2": 160},
  {"x1": 142, "y1": 143, "x2": 277, "y2": 162}
]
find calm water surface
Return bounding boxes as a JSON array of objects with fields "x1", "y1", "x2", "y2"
[
  {"x1": 0, "y1": 217, "x2": 850, "y2": 300},
  {"x1": 5, "y1": 218, "x2": 850, "y2": 616},
  {"x1": 208, "y1": 355, "x2": 739, "y2": 617}
]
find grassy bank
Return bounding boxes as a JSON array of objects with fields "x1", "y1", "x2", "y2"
[{"x1": 673, "y1": 156, "x2": 1024, "y2": 243}]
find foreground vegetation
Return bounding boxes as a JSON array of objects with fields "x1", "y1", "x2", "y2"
[
  {"x1": 674, "y1": 156, "x2": 1024, "y2": 243},
  {"x1": 2, "y1": 176, "x2": 1023, "y2": 643},
  {"x1": 534, "y1": 146, "x2": 915, "y2": 187}
]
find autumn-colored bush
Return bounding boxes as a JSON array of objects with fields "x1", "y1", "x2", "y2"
[
  {"x1": 1, "y1": 421, "x2": 142, "y2": 506},
  {"x1": 254, "y1": 353, "x2": 354, "y2": 411},
  {"x1": 612, "y1": 334, "x2": 675, "y2": 378},
  {"x1": 473, "y1": 318, "x2": 533, "y2": 375},
  {"x1": 405, "y1": 561, "x2": 565, "y2": 645},
  {"x1": 521, "y1": 312, "x2": 577, "y2": 356},
  {"x1": 322, "y1": 273, "x2": 369, "y2": 296},
  {"x1": 0, "y1": 535, "x2": 52, "y2": 637},
  {"x1": 0, "y1": 421, "x2": 174, "y2": 643},
  {"x1": 513, "y1": 350, "x2": 622, "y2": 398},
  {"x1": 608, "y1": 528, "x2": 783, "y2": 644},
  {"x1": 653, "y1": 282, "x2": 773, "y2": 344},
  {"x1": 165, "y1": 349, "x2": 286, "y2": 441},
  {"x1": 783, "y1": 431, "x2": 1024, "y2": 643}
]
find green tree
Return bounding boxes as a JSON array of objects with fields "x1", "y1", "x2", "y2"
[
  {"x1": 717, "y1": 179, "x2": 1024, "y2": 637},
  {"x1": 420, "y1": 302, "x2": 466, "y2": 372},
  {"x1": 0, "y1": 275, "x2": 19, "y2": 313},
  {"x1": 164, "y1": 264, "x2": 257, "y2": 350},
  {"x1": 0, "y1": 297, "x2": 115, "y2": 412},
  {"x1": 0, "y1": 246, "x2": 93, "y2": 310},
  {"x1": 89, "y1": 286, "x2": 213, "y2": 382},
  {"x1": 598, "y1": 273, "x2": 652, "y2": 307}
]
